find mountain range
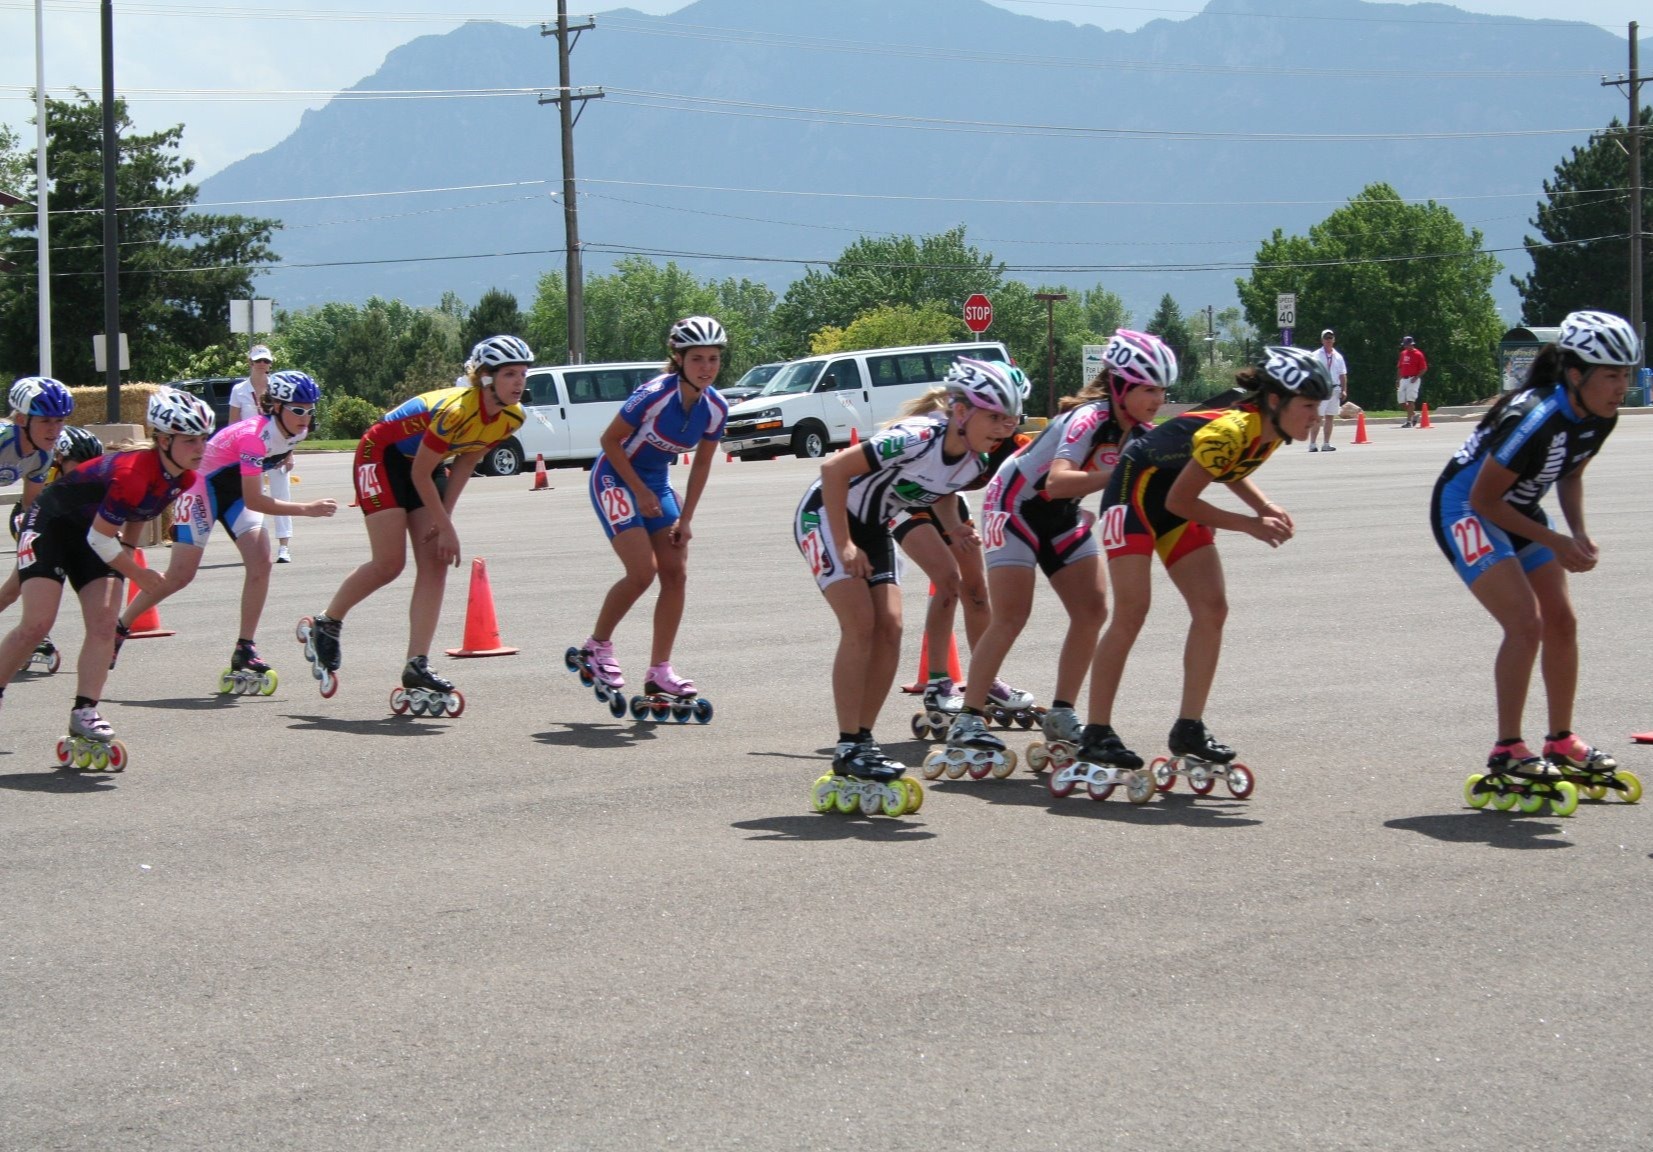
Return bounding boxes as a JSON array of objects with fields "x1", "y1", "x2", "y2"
[{"x1": 196, "y1": 0, "x2": 1633, "y2": 324}]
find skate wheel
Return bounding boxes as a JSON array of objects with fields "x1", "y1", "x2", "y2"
[
  {"x1": 1086, "y1": 775, "x2": 1116, "y2": 801},
  {"x1": 90, "y1": 744, "x2": 110, "y2": 771},
  {"x1": 900, "y1": 777, "x2": 924, "y2": 814},
  {"x1": 318, "y1": 669, "x2": 338, "y2": 699},
  {"x1": 966, "y1": 757, "x2": 995, "y2": 781},
  {"x1": 1187, "y1": 766, "x2": 1215, "y2": 796},
  {"x1": 1616, "y1": 770, "x2": 1643, "y2": 804},
  {"x1": 1047, "y1": 767, "x2": 1078, "y2": 799},
  {"x1": 692, "y1": 698, "x2": 713, "y2": 724},
  {"x1": 1516, "y1": 790, "x2": 1546, "y2": 815},
  {"x1": 55, "y1": 737, "x2": 72, "y2": 766},
  {"x1": 990, "y1": 749, "x2": 1017, "y2": 779},
  {"x1": 260, "y1": 670, "x2": 279, "y2": 696},
  {"x1": 1150, "y1": 755, "x2": 1177, "y2": 792},
  {"x1": 563, "y1": 646, "x2": 581, "y2": 673},
  {"x1": 943, "y1": 752, "x2": 969, "y2": 780},
  {"x1": 1026, "y1": 742, "x2": 1049, "y2": 773},
  {"x1": 921, "y1": 752, "x2": 946, "y2": 781},
  {"x1": 1225, "y1": 762, "x2": 1255, "y2": 799},
  {"x1": 390, "y1": 687, "x2": 410, "y2": 715},
  {"x1": 1549, "y1": 781, "x2": 1579, "y2": 817},
  {"x1": 295, "y1": 617, "x2": 312, "y2": 643},
  {"x1": 1582, "y1": 783, "x2": 1608, "y2": 802},
  {"x1": 671, "y1": 702, "x2": 691, "y2": 724},
  {"x1": 1492, "y1": 790, "x2": 1517, "y2": 811},
  {"x1": 629, "y1": 696, "x2": 648, "y2": 720},
  {"x1": 834, "y1": 786, "x2": 859, "y2": 814},
  {"x1": 607, "y1": 692, "x2": 628, "y2": 719},
  {"x1": 1463, "y1": 774, "x2": 1491, "y2": 809},
  {"x1": 106, "y1": 740, "x2": 127, "y2": 772},
  {"x1": 1017, "y1": 711, "x2": 1036, "y2": 730},
  {"x1": 910, "y1": 712, "x2": 930, "y2": 741},
  {"x1": 881, "y1": 783, "x2": 908, "y2": 817},
  {"x1": 1125, "y1": 770, "x2": 1155, "y2": 805},
  {"x1": 811, "y1": 775, "x2": 838, "y2": 814},
  {"x1": 46, "y1": 649, "x2": 61, "y2": 674},
  {"x1": 445, "y1": 691, "x2": 465, "y2": 718},
  {"x1": 218, "y1": 671, "x2": 236, "y2": 694},
  {"x1": 72, "y1": 742, "x2": 92, "y2": 770},
  {"x1": 649, "y1": 698, "x2": 670, "y2": 720},
  {"x1": 858, "y1": 787, "x2": 882, "y2": 816}
]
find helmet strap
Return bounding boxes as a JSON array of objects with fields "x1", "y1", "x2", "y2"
[
  {"x1": 21, "y1": 417, "x2": 47, "y2": 455},
  {"x1": 156, "y1": 432, "x2": 187, "y2": 477}
]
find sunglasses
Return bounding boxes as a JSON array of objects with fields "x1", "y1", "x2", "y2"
[{"x1": 282, "y1": 405, "x2": 315, "y2": 417}]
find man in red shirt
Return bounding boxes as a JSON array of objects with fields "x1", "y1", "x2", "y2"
[{"x1": 1396, "y1": 336, "x2": 1428, "y2": 427}]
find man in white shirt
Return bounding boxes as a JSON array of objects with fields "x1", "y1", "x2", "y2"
[
  {"x1": 1307, "y1": 328, "x2": 1348, "y2": 452},
  {"x1": 228, "y1": 345, "x2": 296, "y2": 561}
]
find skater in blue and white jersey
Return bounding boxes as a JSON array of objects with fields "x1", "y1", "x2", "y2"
[
  {"x1": 0, "y1": 378, "x2": 75, "y2": 622},
  {"x1": 1430, "y1": 309, "x2": 1634, "y2": 782},
  {"x1": 794, "y1": 358, "x2": 1021, "y2": 790},
  {"x1": 573, "y1": 316, "x2": 730, "y2": 706}
]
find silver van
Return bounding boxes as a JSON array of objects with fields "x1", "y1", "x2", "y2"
[
  {"x1": 480, "y1": 361, "x2": 664, "y2": 476},
  {"x1": 720, "y1": 340, "x2": 1012, "y2": 460}
]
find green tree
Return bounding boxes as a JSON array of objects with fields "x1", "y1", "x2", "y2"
[
  {"x1": 1237, "y1": 182, "x2": 1503, "y2": 407},
  {"x1": 811, "y1": 302, "x2": 965, "y2": 355},
  {"x1": 524, "y1": 270, "x2": 568, "y2": 364},
  {"x1": 1514, "y1": 109, "x2": 1653, "y2": 325},
  {"x1": 0, "y1": 94, "x2": 279, "y2": 384},
  {"x1": 0, "y1": 123, "x2": 29, "y2": 202},
  {"x1": 713, "y1": 276, "x2": 781, "y2": 378},
  {"x1": 583, "y1": 257, "x2": 718, "y2": 364},
  {"x1": 460, "y1": 287, "x2": 525, "y2": 355},
  {"x1": 1146, "y1": 294, "x2": 1203, "y2": 392}
]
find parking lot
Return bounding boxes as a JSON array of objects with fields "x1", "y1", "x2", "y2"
[{"x1": 3, "y1": 423, "x2": 1650, "y2": 1150}]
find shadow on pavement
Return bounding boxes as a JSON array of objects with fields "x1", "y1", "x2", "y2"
[
  {"x1": 0, "y1": 768, "x2": 119, "y2": 793},
  {"x1": 283, "y1": 714, "x2": 453, "y2": 737},
  {"x1": 110, "y1": 696, "x2": 243, "y2": 711},
  {"x1": 929, "y1": 776, "x2": 1263, "y2": 827},
  {"x1": 531, "y1": 722, "x2": 659, "y2": 749},
  {"x1": 732, "y1": 814, "x2": 936, "y2": 842},
  {"x1": 1384, "y1": 812, "x2": 1574, "y2": 849}
]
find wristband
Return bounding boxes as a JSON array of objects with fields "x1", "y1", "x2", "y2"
[{"x1": 87, "y1": 527, "x2": 123, "y2": 563}]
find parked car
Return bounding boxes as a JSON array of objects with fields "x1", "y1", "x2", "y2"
[
  {"x1": 719, "y1": 362, "x2": 783, "y2": 406},
  {"x1": 479, "y1": 361, "x2": 664, "y2": 476},
  {"x1": 167, "y1": 376, "x2": 243, "y2": 431},
  {"x1": 720, "y1": 340, "x2": 1012, "y2": 460}
]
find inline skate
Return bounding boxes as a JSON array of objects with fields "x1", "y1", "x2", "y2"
[
  {"x1": 564, "y1": 637, "x2": 627, "y2": 718},
  {"x1": 1025, "y1": 706, "x2": 1082, "y2": 775},
  {"x1": 1047, "y1": 722, "x2": 1154, "y2": 804},
  {"x1": 389, "y1": 655, "x2": 464, "y2": 717},
  {"x1": 55, "y1": 705, "x2": 127, "y2": 772},
  {"x1": 1150, "y1": 718, "x2": 1255, "y2": 798},
  {"x1": 218, "y1": 639, "x2": 279, "y2": 696},
  {"x1": 910, "y1": 677, "x2": 963, "y2": 741},
  {"x1": 25, "y1": 636, "x2": 61, "y2": 675},
  {"x1": 1541, "y1": 733, "x2": 1641, "y2": 804},
  {"x1": 294, "y1": 613, "x2": 341, "y2": 698},
  {"x1": 922, "y1": 711, "x2": 1018, "y2": 780},
  {"x1": 629, "y1": 661, "x2": 713, "y2": 724},
  {"x1": 982, "y1": 679, "x2": 1044, "y2": 730},
  {"x1": 811, "y1": 740, "x2": 923, "y2": 817},
  {"x1": 1464, "y1": 741, "x2": 1579, "y2": 816}
]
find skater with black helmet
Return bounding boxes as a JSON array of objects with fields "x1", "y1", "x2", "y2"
[
  {"x1": 297, "y1": 335, "x2": 529, "y2": 714},
  {"x1": 567, "y1": 316, "x2": 730, "y2": 723}
]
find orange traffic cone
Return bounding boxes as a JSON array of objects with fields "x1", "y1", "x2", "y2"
[
  {"x1": 1352, "y1": 412, "x2": 1371, "y2": 445},
  {"x1": 443, "y1": 558, "x2": 519, "y2": 658},
  {"x1": 123, "y1": 549, "x2": 175, "y2": 639},
  {"x1": 901, "y1": 584, "x2": 965, "y2": 693},
  {"x1": 1419, "y1": 402, "x2": 1432, "y2": 429},
  {"x1": 849, "y1": 427, "x2": 861, "y2": 446},
  {"x1": 1632, "y1": 731, "x2": 1653, "y2": 744},
  {"x1": 530, "y1": 453, "x2": 550, "y2": 491}
]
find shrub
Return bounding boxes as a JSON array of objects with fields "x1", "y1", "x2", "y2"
[{"x1": 321, "y1": 395, "x2": 381, "y2": 441}]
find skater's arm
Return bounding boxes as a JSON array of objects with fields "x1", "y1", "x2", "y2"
[
  {"x1": 820, "y1": 447, "x2": 874, "y2": 577},
  {"x1": 442, "y1": 451, "x2": 481, "y2": 511},
  {"x1": 409, "y1": 442, "x2": 464, "y2": 566},
  {"x1": 598, "y1": 415, "x2": 663, "y2": 519},
  {"x1": 1554, "y1": 470, "x2": 1597, "y2": 568},
  {"x1": 239, "y1": 471, "x2": 336, "y2": 519},
  {"x1": 1044, "y1": 455, "x2": 1112, "y2": 501},
  {"x1": 1166, "y1": 467, "x2": 1291, "y2": 547},
  {"x1": 89, "y1": 515, "x2": 164, "y2": 593},
  {"x1": 20, "y1": 477, "x2": 44, "y2": 513},
  {"x1": 671, "y1": 441, "x2": 717, "y2": 548},
  {"x1": 1468, "y1": 458, "x2": 1591, "y2": 570},
  {"x1": 932, "y1": 496, "x2": 980, "y2": 551},
  {"x1": 1227, "y1": 476, "x2": 1292, "y2": 530}
]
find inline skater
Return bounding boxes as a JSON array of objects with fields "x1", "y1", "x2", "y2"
[
  {"x1": 0, "y1": 388, "x2": 210, "y2": 769},
  {"x1": 1075, "y1": 346, "x2": 1330, "y2": 793},
  {"x1": 298, "y1": 335, "x2": 528, "y2": 713},
  {"x1": 0, "y1": 380, "x2": 76, "y2": 653},
  {"x1": 944, "y1": 331, "x2": 1174, "y2": 777},
  {"x1": 568, "y1": 316, "x2": 729, "y2": 722},
  {"x1": 1434, "y1": 311, "x2": 1640, "y2": 813},
  {"x1": 795, "y1": 357, "x2": 1021, "y2": 813},
  {"x1": 119, "y1": 370, "x2": 338, "y2": 694}
]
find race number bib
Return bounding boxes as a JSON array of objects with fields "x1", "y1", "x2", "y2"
[
  {"x1": 982, "y1": 510, "x2": 1010, "y2": 552},
  {"x1": 16, "y1": 529, "x2": 38, "y2": 570},
  {"x1": 1450, "y1": 514, "x2": 1494, "y2": 566},
  {"x1": 600, "y1": 484, "x2": 635, "y2": 528},
  {"x1": 356, "y1": 463, "x2": 383, "y2": 499},
  {"x1": 800, "y1": 529, "x2": 832, "y2": 579},
  {"x1": 174, "y1": 492, "x2": 202, "y2": 526},
  {"x1": 1100, "y1": 505, "x2": 1128, "y2": 551}
]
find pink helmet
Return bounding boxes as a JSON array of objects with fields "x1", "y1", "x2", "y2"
[{"x1": 1101, "y1": 329, "x2": 1177, "y2": 410}]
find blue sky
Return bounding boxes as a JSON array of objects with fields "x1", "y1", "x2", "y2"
[{"x1": 0, "y1": 1, "x2": 1643, "y2": 182}]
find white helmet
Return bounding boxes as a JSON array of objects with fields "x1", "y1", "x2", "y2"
[
  {"x1": 147, "y1": 388, "x2": 216, "y2": 436},
  {"x1": 466, "y1": 335, "x2": 534, "y2": 374},
  {"x1": 943, "y1": 357, "x2": 1023, "y2": 421},
  {"x1": 1558, "y1": 310, "x2": 1641, "y2": 367},
  {"x1": 667, "y1": 316, "x2": 728, "y2": 351},
  {"x1": 1103, "y1": 329, "x2": 1179, "y2": 391}
]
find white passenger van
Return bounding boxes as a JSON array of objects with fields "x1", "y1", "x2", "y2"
[
  {"x1": 479, "y1": 361, "x2": 663, "y2": 476},
  {"x1": 719, "y1": 340, "x2": 1013, "y2": 460}
]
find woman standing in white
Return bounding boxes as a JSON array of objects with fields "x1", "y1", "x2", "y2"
[{"x1": 229, "y1": 345, "x2": 296, "y2": 561}]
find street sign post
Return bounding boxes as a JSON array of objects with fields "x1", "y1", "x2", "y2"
[
  {"x1": 1276, "y1": 293, "x2": 1296, "y2": 344},
  {"x1": 963, "y1": 293, "x2": 993, "y2": 334}
]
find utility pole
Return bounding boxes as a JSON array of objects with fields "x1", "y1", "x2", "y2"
[
  {"x1": 1603, "y1": 22, "x2": 1644, "y2": 359},
  {"x1": 539, "y1": 2, "x2": 603, "y2": 364},
  {"x1": 100, "y1": 0, "x2": 119, "y2": 420},
  {"x1": 1033, "y1": 292, "x2": 1068, "y2": 417},
  {"x1": 35, "y1": 0, "x2": 51, "y2": 376},
  {"x1": 1204, "y1": 304, "x2": 1216, "y2": 370}
]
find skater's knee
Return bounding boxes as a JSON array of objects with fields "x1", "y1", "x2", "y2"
[
  {"x1": 656, "y1": 564, "x2": 687, "y2": 593},
  {"x1": 1187, "y1": 593, "x2": 1227, "y2": 629},
  {"x1": 364, "y1": 556, "x2": 405, "y2": 586},
  {"x1": 1538, "y1": 604, "x2": 1576, "y2": 645}
]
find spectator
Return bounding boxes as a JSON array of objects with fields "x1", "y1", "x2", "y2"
[
  {"x1": 1307, "y1": 329, "x2": 1348, "y2": 452},
  {"x1": 1397, "y1": 336, "x2": 1428, "y2": 427}
]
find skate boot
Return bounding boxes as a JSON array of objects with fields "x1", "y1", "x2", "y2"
[
  {"x1": 107, "y1": 620, "x2": 131, "y2": 671},
  {"x1": 564, "y1": 637, "x2": 627, "y2": 718},
  {"x1": 26, "y1": 635, "x2": 61, "y2": 674},
  {"x1": 983, "y1": 678, "x2": 1043, "y2": 729},
  {"x1": 1152, "y1": 717, "x2": 1254, "y2": 797},
  {"x1": 1025, "y1": 705, "x2": 1082, "y2": 774},
  {"x1": 1048, "y1": 723, "x2": 1154, "y2": 804},
  {"x1": 56, "y1": 705, "x2": 127, "y2": 772},
  {"x1": 1465, "y1": 740, "x2": 1579, "y2": 816},
  {"x1": 632, "y1": 661, "x2": 713, "y2": 724},
  {"x1": 295, "y1": 613, "x2": 341, "y2": 698},
  {"x1": 219, "y1": 639, "x2": 279, "y2": 696},
  {"x1": 923, "y1": 711, "x2": 1018, "y2": 780},
  {"x1": 910, "y1": 677, "x2": 963, "y2": 741},
  {"x1": 390, "y1": 655, "x2": 464, "y2": 718},
  {"x1": 1542, "y1": 733, "x2": 1641, "y2": 804},
  {"x1": 811, "y1": 739, "x2": 922, "y2": 817}
]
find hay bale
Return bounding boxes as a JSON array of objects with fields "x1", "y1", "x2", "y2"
[{"x1": 66, "y1": 382, "x2": 166, "y2": 427}]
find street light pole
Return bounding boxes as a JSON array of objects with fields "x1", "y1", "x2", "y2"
[
  {"x1": 100, "y1": 0, "x2": 119, "y2": 421},
  {"x1": 34, "y1": 0, "x2": 51, "y2": 376},
  {"x1": 1033, "y1": 292, "x2": 1068, "y2": 417}
]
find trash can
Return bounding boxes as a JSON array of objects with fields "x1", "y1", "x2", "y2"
[{"x1": 1637, "y1": 368, "x2": 1652, "y2": 407}]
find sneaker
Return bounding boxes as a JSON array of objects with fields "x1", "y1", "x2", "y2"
[
  {"x1": 1308, "y1": 444, "x2": 1319, "y2": 452},
  {"x1": 1321, "y1": 444, "x2": 1337, "y2": 452},
  {"x1": 276, "y1": 546, "x2": 292, "y2": 564}
]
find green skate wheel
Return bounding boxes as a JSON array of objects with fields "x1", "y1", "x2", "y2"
[
  {"x1": 72, "y1": 742, "x2": 92, "y2": 770},
  {"x1": 1464, "y1": 774, "x2": 1491, "y2": 809},
  {"x1": 1492, "y1": 790, "x2": 1517, "y2": 811},
  {"x1": 834, "y1": 786, "x2": 858, "y2": 815},
  {"x1": 1617, "y1": 770, "x2": 1643, "y2": 804},
  {"x1": 1516, "y1": 791, "x2": 1546, "y2": 815},
  {"x1": 1582, "y1": 783, "x2": 1608, "y2": 802},
  {"x1": 811, "y1": 775, "x2": 838, "y2": 814},
  {"x1": 881, "y1": 784, "x2": 907, "y2": 817},
  {"x1": 900, "y1": 777, "x2": 924, "y2": 814},
  {"x1": 260, "y1": 670, "x2": 278, "y2": 695},
  {"x1": 1549, "y1": 781, "x2": 1579, "y2": 817},
  {"x1": 218, "y1": 670, "x2": 236, "y2": 694}
]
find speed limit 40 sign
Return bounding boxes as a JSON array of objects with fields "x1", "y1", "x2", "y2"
[{"x1": 1276, "y1": 293, "x2": 1296, "y2": 328}]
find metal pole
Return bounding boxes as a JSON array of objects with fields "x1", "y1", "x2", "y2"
[
  {"x1": 100, "y1": 0, "x2": 119, "y2": 421},
  {"x1": 558, "y1": 0, "x2": 585, "y2": 363},
  {"x1": 1033, "y1": 292, "x2": 1067, "y2": 416},
  {"x1": 1630, "y1": 22, "x2": 1643, "y2": 357},
  {"x1": 34, "y1": 0, "x2": 51, "y2": 377}
]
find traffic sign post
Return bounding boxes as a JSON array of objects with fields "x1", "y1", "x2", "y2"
[
  {"x1": 1276, "y1": 293, "x2": 1296, "y2": 345},
  {"x1": 963, "y1": 293, "x2": 993, "y2": 334}
]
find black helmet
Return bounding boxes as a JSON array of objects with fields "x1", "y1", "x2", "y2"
[{"x1": 1258, "y1": 346, "x2": 1334, "y2": 402}]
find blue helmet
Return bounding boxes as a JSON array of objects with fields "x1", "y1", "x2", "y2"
[
  {"x1": 9, "y1": 376, "x2": 74, "y2": 418},
  {"x1": 267, "y1": 370, "x2": 321, "y2": 405}
]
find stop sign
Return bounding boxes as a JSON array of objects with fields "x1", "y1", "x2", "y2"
[{"x1": 963, "y1": 293, "x2": 993, "y2": 334}]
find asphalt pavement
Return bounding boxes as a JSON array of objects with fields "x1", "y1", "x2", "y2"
[{"x1": 2, "y1": 422, "x2": 1650, "y2": 1150}]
